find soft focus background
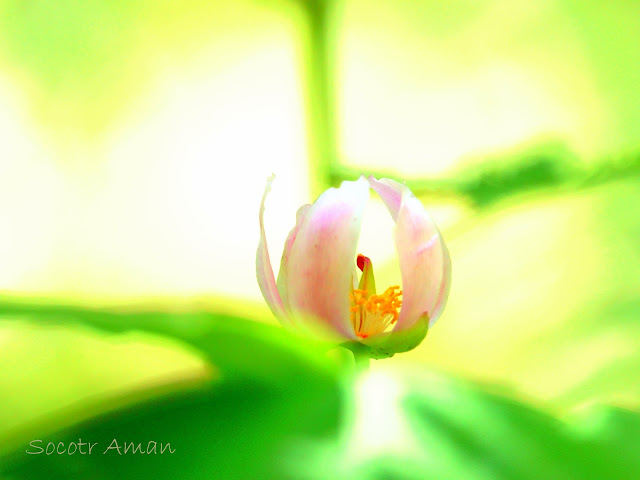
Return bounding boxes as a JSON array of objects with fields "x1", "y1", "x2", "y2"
[{"x1": 1, "y1": 1, "x2": 639, "y2": 478}]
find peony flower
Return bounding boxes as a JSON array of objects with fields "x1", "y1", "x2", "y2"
[{"x1": 256, "y1": 175, "x2": 451, "y2": 359}]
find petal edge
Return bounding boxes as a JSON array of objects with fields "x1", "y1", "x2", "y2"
[{"x1": 256, "y1": 175, "x2": 290, "y2": 324}]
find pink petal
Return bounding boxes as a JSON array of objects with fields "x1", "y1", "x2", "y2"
[
  {"x1": 256, "y1": 175, "x2": 290, "y2": 325},
  {"x1": 369, "y1": 176, "x2": 451, "y2": 330},
  {"x1": 282, "y1": 176, "x2": 370, "y2": 339},
  {"x1": 431, "y1": 237, "x2": 452, "y2": 322},
  {"x1": 368, "y1": 177, "x2": 403, "y2": 220},
  {"x1": 276, "y1": 203, "x2": 311, "y2": 316}
]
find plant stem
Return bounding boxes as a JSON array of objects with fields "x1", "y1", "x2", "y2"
[
  {"x1": 351, "y1": 343, "x2": 370, "y2": 372},
  {"x1": 299, "y1": 0, "x2": 343, "y2": 197}
]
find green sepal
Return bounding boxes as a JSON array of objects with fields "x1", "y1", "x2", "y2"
[{"x1": 341, "y1": 312, "x2": 430, "y2": 360}]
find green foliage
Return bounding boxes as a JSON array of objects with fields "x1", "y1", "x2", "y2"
[
  {"x1": 0, "y1": 304, "x2": 343, "y2": 479},
  {"x1": 401, "y1": 378, "x2": 639, "y2": 480},
  {"x1": 0, "y1": 303, "x2": 639, "y2": 479},
  {"x1": 0, "y1": 302, "x2": 337, "y2": 387},
  {"x1": 1, "y1": 381, "x2": 340, "y2": 480},
  {"x1": 288, "y1": 371, "x2": 640, "y2": 480}
]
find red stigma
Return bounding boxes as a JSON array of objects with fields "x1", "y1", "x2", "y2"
[{"x1": 357, "y1": 254, "x2": 366, "y2": 272}]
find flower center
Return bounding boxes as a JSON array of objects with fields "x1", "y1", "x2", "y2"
[{"x1": 349, "y1": 254, "x2": 402, "y2": 339}]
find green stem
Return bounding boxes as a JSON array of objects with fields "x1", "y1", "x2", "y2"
[
  {"x1": 350, "y1": 343, "x2": 370, "y2": 372},
  {"x1": 298, "y1": 0, "x2": 343, "y2": 197}
]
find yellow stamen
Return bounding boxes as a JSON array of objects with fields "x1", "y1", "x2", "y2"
[{"x1": 350, "y1": 285, "x2": 402, "y2": 338}]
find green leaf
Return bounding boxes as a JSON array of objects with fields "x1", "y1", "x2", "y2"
[
  {"x1": 288, "y1": 370, "x2": 640, "y2": 480},
  {"x1": 0, "y1": 304, "x2": 344, "y2": 480},
  {"x1": 0, "y1": 302, "x2": 337, "y2": 386},
  {"x1": 0, "y1": 380, "x2": 341, "y2": 480},
  {"x1": 400, "y1": 374, "x2": 640, "y2": 479}
]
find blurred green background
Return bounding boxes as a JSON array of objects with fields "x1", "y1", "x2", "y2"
[{"x1": 0, "y1": 0, "x2": 639, "y2": 478}]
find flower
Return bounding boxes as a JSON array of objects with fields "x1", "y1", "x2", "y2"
[{"x1": 256, "y1": 175, "x2": 451, "y2": 358}]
